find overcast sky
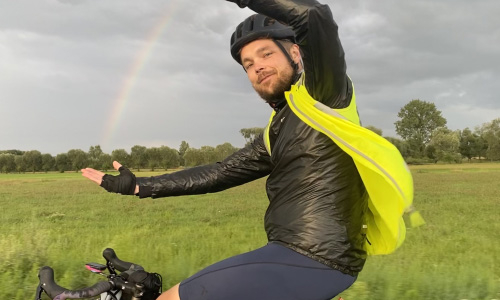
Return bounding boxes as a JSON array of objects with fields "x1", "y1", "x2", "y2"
[{"x1": 1, "y1": 0, "x2": 499, "y2": 155}]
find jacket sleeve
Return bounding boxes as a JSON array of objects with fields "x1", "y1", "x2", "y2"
[
  {"x1": 135, "y1": 134, "x2": 272, "y2": 198},
  {"x1": 227, "y1": 0, "x2": 352, "y2": 109}
]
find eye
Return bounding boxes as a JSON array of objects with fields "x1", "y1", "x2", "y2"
[
  {"x1": 245, "y1": 63, "x2": 254, "y2": 71},
  {"x1": 264, "y1": 52, "x2": 273, "y2": 57}
]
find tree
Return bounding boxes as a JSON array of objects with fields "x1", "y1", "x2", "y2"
[
  {"x1": 87, "y1": 145, "x2": 113, "y2": 170},
  {"x1": 130, "y1": 145, "x2": 148, "y2": 171},
  {"x1": 474, "y1": 130, "x2": 488, "y2": 160},
  {"x1": 427, "y1": 128, "x2": 461, "y2": 163},
  {"x1": 183, "y1": 146, "x2": 217, "y2": 167},
  {"x1": 67, "y1": 149, "x2": 89, "y2": 172},
  {"x1": 183, "y1": 148, "x2": 203, "y2": 167},
  {"x1": 111, "y1": 149, "x2": 130, "y2": 167},
  {"x1": 215, "y1": 142, "x2": 239, "y2": 161},
  {"x1": 158, "y1": 146, "x2": 180, "y2": 170},
  {"x1": 183, "y1": 143, "x2": 237, "y2": 167},
  {"x1": 424, "y1": 144, "x2": 438, "y2": 163},
  {"x1": 0, "y1": 149, "x2": 24, "y2": 155},
  {"x1": 459, "y1": 128, "x2": 486, "y2": 162},
  {"x1": 23, "y1": 150, "x2": 43, "y2": 173},
  {"x1": 179, "y1": 141, "x2": 190, "y2": 166},
  {"x1": 14, "y1": 155, "x2": 27, "y2": 173},
  {"x1": 41, "y1": 153, "x2": 55, "y2": 172},
  {"x1": 240, "y1": 127, "x2": 265, "y2": 146},
  {"x1": 480, "y1": 118, "x2": 500, "y2": 160},
  {"x1": 365, "y1": 125, "x2": 382, "y2": 136},
  {"x1": 0, "y1": 154, "x2": 16, "y2": 173},
  {"x1": 88, "y1": 145, "x2": 104, "y2": 169},
  {"x1": 100, "y1": 154, "x2": 113, "y2": 171},
  {"x1": 146, "y1": 147, "x2": 161, "y2": 171},
  {"x1": 394, "y1": 99, "x2": 447, "y2": 158},
  {"x1": 200, "y1": 146, "x2": 217, "y2": 165},
  {"x1": 55, "y1": 153, "x2": 70, "y2": 173}
]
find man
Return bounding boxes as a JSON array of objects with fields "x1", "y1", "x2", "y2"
[{"x1": 82, "y1": 0, "x2": 368, "y2": 299}]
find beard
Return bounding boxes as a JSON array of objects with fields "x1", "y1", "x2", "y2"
[{"x1": 253, "y1": 66, "x2": 298, "y2": 104}]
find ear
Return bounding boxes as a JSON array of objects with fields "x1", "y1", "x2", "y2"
[{"x1": 289, "y1": 44, "x2": 302, "y2": 65}]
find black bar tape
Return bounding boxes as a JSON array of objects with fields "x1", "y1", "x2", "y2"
[
  {"x1": 55, "y1": 281, "x2": 113, "y2": 300},
  {"x1": 38, "y1": 266, "x2": 112, "y2": 300}
]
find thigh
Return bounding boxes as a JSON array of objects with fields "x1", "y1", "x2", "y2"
[{"x1": 179, "y1": 243, "x2": 356, "y2": 300}]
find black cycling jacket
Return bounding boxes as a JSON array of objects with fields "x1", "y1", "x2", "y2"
[{"x1": 136, "y1": 0, "x2": 367, "y2": 275}]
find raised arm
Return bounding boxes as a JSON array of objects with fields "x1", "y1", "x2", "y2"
[{"x1": 227, "y1": 0, "x2": 350, "y2": 108}]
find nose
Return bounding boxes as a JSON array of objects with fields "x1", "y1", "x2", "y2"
[
  {"x1": 254, "y1": 63, "x2": 265, "y2": 74},
  {"x1": 252, "y1": 58, "x2": 266, "y2": 74}
]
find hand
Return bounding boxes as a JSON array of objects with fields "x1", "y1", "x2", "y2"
[
  {"x1": 226, "y1": 0, "x2": 249, "y2": 8},
  {"x1": 81, "y1": 161, "x2": 139, "y2": 195}
]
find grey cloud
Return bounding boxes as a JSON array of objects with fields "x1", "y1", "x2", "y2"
[
  {"x1": 1, "y1": 0, "x2": 499, "y2": 155},
  {"x1": 57, "y1": 0, "x2": 86, "y2": 5}
]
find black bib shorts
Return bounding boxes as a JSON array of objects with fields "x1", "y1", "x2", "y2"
[{"x1": 179, "y1": 242, "x2": 356, "y2": 300}]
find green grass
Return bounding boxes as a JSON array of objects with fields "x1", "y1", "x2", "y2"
[
  {"x1": 0, "y1": 164, "x2": 499, "y2": 299},
  {"x1": 339, "y1": 163, "x2": 500, "y2": 300}
]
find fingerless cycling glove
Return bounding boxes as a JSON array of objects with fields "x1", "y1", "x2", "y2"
[{"x1": 100, "y1": 166, "x2": 137, "y2": 195}]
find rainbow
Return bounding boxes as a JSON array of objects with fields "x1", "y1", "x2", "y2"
[{"x1": 101, "y1": 2, "x2": 180, "y2": 149}]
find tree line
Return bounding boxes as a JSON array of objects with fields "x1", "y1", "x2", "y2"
[
  {"x1": 0, "y1": 142, "x2": 239, "y2": 174},
  {"x1": 1, "y1": 99, "x2": 500, "y2": 173}
]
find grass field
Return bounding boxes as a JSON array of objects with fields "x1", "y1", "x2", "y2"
[{"x1": 0, "y1": 163, "x2": 499, "y2": 299}]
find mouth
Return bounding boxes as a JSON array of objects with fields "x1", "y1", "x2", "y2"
[{"x1": 258, "y1": 73, "x2": 275, "y2": 84}]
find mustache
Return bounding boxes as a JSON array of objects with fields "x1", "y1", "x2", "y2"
[{"x1": 257, "y1": 71, "x2": 276, "y2": 84}]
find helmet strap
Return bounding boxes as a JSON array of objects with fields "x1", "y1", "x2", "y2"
[{"x1": 273, "y1": 40, "x2": 300, "y2": 74}]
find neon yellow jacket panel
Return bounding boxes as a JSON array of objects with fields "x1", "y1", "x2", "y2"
[{"x1": 264, "y1": 78, "x2": 414, "y2": 255}]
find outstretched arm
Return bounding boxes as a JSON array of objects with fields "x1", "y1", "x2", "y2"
[{"x1": 81, "y1": 136, "x2": 272, "y2": 199}]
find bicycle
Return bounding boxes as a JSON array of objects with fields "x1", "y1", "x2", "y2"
[{"x1": 35, "y1": 248, "x2": 162, "y2": 300}]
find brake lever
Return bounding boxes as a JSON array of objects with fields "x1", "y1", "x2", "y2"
[
  {"x1": 34, "y1": 283, "x2": 43, "y2": 300},
  {"x1": 107, "y1": 260, "x2": 117, "y2": 275}
]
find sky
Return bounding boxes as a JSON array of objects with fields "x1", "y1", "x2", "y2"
[{"x1": 1, "y1": 0, "x2": 499, "y2": 156}]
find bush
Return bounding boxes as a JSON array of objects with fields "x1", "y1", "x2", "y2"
[{"x1": 405, "y1": 157, "x2": 434, "y2": 165}]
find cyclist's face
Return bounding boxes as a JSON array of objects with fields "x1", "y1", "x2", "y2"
[{"x1": 240, "y1": 39, "x2": 300, "y2": 103}]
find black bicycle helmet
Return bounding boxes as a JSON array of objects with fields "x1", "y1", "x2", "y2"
[{"x1": 230, "y1": 14, "x2": 296, "y2": 64}]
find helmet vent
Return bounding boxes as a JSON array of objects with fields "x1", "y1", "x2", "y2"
[
  {"x1": 236, "y1": 23, "x2": 243, "y2": 39},
  {"x1": 248, "y1": 15, "x2": 255, "y2": 31},
  {"x1": 264, "y1": 17, "x2": 276, "y2": 27}
]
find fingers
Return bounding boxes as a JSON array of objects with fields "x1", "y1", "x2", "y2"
[
  {"x1": 113, "y1": 161, "x2": 123, "y2": 171},
  {"x1": 81, "y1": 161, "x2": 123, "y2": 186},
  {"x1": 81, "y1": 168, "x2": 106, "y2": 185}
]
